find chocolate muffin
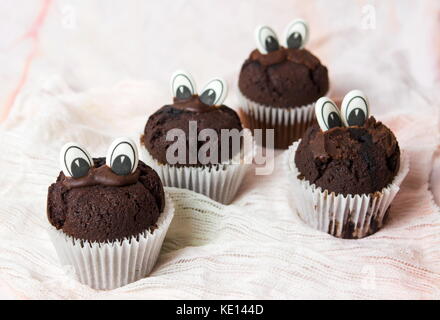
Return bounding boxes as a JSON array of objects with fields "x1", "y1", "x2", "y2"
[
  {"x1": 48, "y1": 158, "x2": 165, "y2": 243},
  {"x1": 238, "y1": 19, "x2": 329, "y2": 149},
  {"x1": 47, "y1": 138, "x2": 174, "y2": 289},
  {"x1": 140, "y1": 70, "x2": 248, "y2": 204},
  {"x1": 295, "y1": 117, "x2": 400, "y2": 196},
  {"x1": 47, "y1": 139, "x2": 165, "y2": 242},
  {"x1": 143, "y1": 98, "x2": 242, "y2": 166},
  {"x1": 288, "y1": 90, "x2": 408, "y2": 239}
]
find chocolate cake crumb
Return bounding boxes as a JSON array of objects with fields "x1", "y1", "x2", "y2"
[
  {"x1": 239, "y1": 48, "x2": 329, "y2": 108},
  {"x1": 294, "y1": 117, "x2": 400, "y2": 196},
  {"x1": 47, "y1": 158, "x2": 165, "y2": 243},
  {"x1": 143, "y1": 103, "x2": 242, "y2": 166}
]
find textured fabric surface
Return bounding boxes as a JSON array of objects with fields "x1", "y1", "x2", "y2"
[{"x1": 0, "y1": 0, "x2": 440, "y2": 299}]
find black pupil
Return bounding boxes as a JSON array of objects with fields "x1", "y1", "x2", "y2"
[
  {"x1": 71, "y1": 158, "x2": 90, "y2": 178},
  {"x1": 287, "y1": 32, "x2": 302, "y2": 49},
  {"x1": 112, "y1": 154, "x2": 132, "y2": 175},
  {"x1": 176, "y1": 85, "x2": 192, "y2": 100},
  {"x1": 265, "y1": 36, "x2": 279, "y2": 52},
  {"x1": 327, "y1": 112, "x2": 342, "y2": 129},
  {"x1": 199, "y1": 89, "x2": 216, "y2": 106},
  {"x1": 347, "y1": 108, "x2": 366, "y2": 126}
]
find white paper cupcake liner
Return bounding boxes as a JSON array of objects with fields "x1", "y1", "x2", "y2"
[
  {"x1": 141, "y1": 146, "x2": 250, "y2": 205},
  {"x1": 48, "y1": 192, "x2": 175, "y2": 290},
  {"x1": 287, "y1": 141, "x2": 410, "y2": 239},
  {"x1": 238, "y1": 90, "x2": 315, "y2": 149}
]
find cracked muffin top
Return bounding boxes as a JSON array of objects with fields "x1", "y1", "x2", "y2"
[{"x1": 238, "y1": 20, "x2": 329, "y2": 108}]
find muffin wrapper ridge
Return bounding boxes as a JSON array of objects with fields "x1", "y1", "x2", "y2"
[
  {"x1": 48, "y1": 192, "x2": 175, "y2": 290},
  {"x1": 238, "y1": 91, "x2": 315, "y2": 149},
  {"x1": 141, "y1": 144, "x2": 251, "y2": 205},
  {"x1": 287, "y1": 141, "x2": 410, "y2": 239}
]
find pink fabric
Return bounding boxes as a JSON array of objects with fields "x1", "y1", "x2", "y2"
[{"x1": 0, "y1": 1, "x2": 439, "y2": 299}]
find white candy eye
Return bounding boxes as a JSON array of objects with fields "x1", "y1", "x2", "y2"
[
  {"x1": 315, "y1": 97, "x2": 343, "y2": 131},
  {"x1": 170, "y1": 70, "x2": 196, "y2": 101},
  {"x1": 341, "y1": 90, "x2": 369, "y2": 127},
  {"x1": 60, "y1": 143, "x2": 93, "y2": 178},
  {"x1": 255, "y1": 25, "x2": 280, "y2": 54},
  {"x1": 106, "y1": 138, "x2": 138, "y2": 176},
  {"x1": 199, "y1": 78, "x2": 228, "y2": 106},
  {"x1": 284, "y1": 19, "x2": 309, "y2": 49}
]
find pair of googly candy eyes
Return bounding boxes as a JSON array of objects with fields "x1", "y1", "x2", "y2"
[
  {"x1": 60, "y1": 138, "x2": 139, "y2": 178},
  {"x1": 315, "y1": 90, "x2": 370, "y2": 131},
  {"x1": 255, "y1": 19, "x2": 309, "y2": 54},
  {"x1": 170, "y1": 70, "x2": 228, "y2": 106}
]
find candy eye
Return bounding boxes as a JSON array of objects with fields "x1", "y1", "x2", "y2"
[
  {"x1": 284, "y1": 19, "x2": 309, "y2": 49},
  {"x1": 106, "y1": 138, "x2": 138, "y2": 176},
  {"x1": 199, "y1": 78, "x2": 228, "y2": 106},
  {"x1": 315, "y1": 97, "x2": 342, "y2": 131},
  {"x1": 255, "y1": 25, "x2": 280, "y2": 54},
  {"x1": 170, "y1": 70, "x2": 196, "y2": 101},
  {"x1": 341, "y1": 90, "x2": 369, "y2": 127},
  {"x1": 60, "y1": 143, "x2": 93, "y2": 178}
]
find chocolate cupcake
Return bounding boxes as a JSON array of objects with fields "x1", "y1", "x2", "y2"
[
  {"x1": 47, "y1": 138, "x2": 174, "y2": 289},
  {"x1": 287, "y1": 90, "x2": 409, "y2": 239},
  {"x1": 238, "y1": 19, "x2": 329, "y2": 149},
  {"x1": 141, "y1": 70, "x2": 250, "y2": 204}
]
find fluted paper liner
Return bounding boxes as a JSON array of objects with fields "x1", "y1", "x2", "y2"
[
  {"x1": 48, "y1": 192, "x2": 174, "y2": 290},
  {"x1": 287, "y1": 141, "x2": 410, "y2": 239},
  {"x1": 238, "y1": 90, "x2": 315, "y2": 149},
  {"x1": 141, "y1": 146, "x2": 250, "y2": 205}
]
